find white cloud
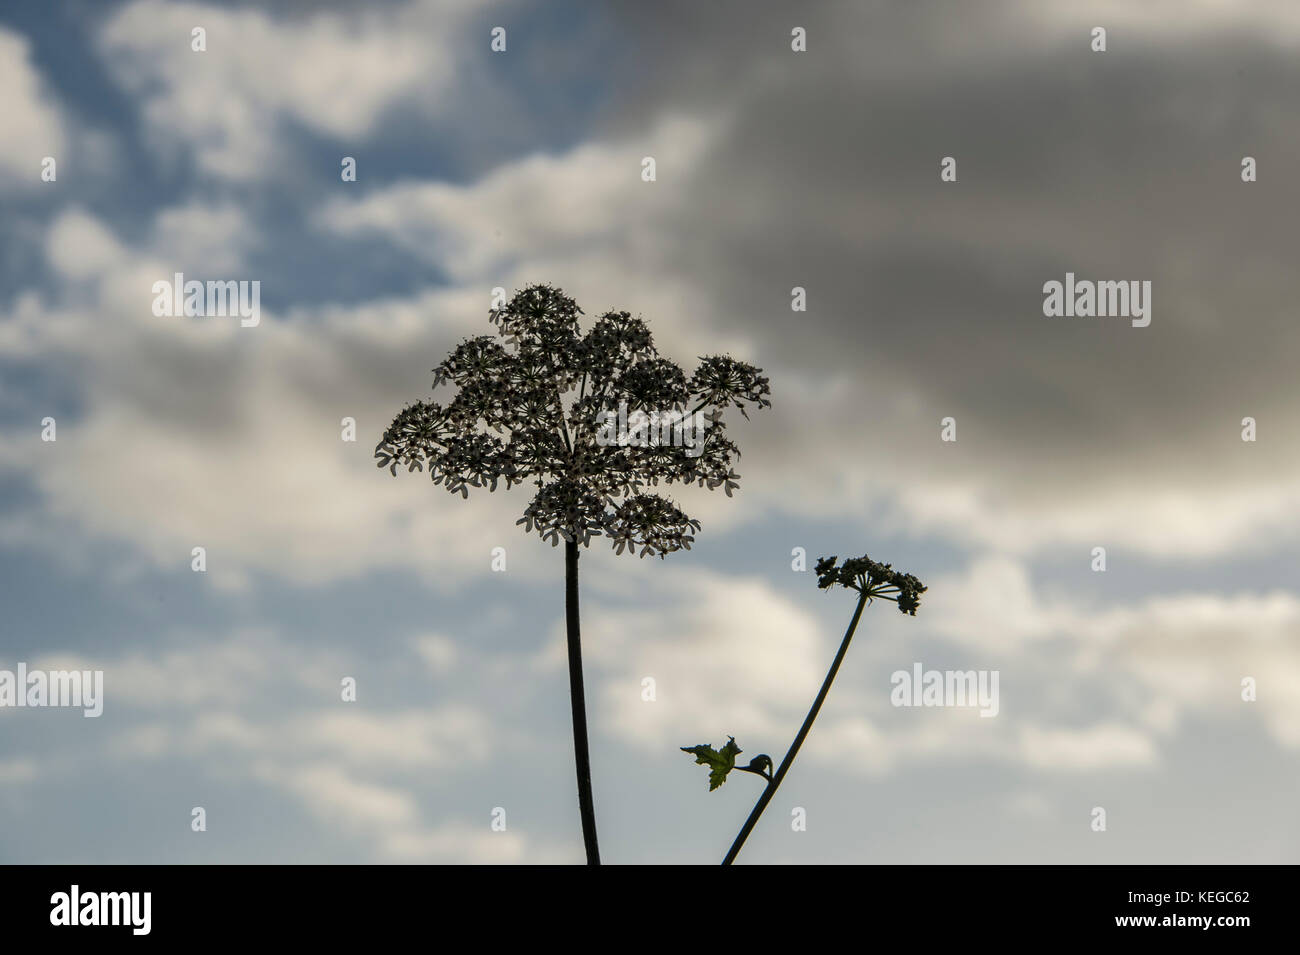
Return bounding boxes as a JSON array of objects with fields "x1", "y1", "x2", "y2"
[
  {"x1": 317, "y1": 114, "x2": 717, "y2": 281},
  {"x1": 1017, "y1": 723, "x2": 1156, "y2": 771},
  {"x1": 573, "y1": 555, "x2": 1300, "y2": 781},
  {"x1": 413, "y1": 634, "x2": 459, "y2": 674},
  {"x1": 893, "y1": 480, "x2": 1300, "y2": 562},
  {"x1": 259, "y1": 760, "x2": 418, "y2": 828},
  {"x1": 805, "y1": 712, "x2": 1158, "y2": 777},
  {"x1": 377, "y1": 820, "x2": 532, "y2": 864},
  {"x1": 580, "y1": 567, "x2": 828, "y2": 751},
  {"x1": 925, "y1": 555, "x2": 1073, "y2": 650},
  {"x1": 148, "y1": 201, "x2": 255, "y2": 275},
  {"x1": 924, "y1": 555, "x2": 1300, "y2": 752},
  {"x1": 1032, "y1": 0, "x2": 1300, "y2": 43},
  {"x1": 45, "y1": 208, "x2": 127, "y2": 279},
  {"x1": 294, "y1": 707, "x2": 487, "y2": 770},
  {"x1": 0, "y1": 28, "x2": 67, "y2": 190},
  {"x1": 3, "y1": 627, "x2": 540, "y2": 861},
  {"x1": 98, "y1": 0, "x2": 484, "y2": 181},
  {"x1": 250, "y1": 760, "x2": 539, "y2": 862}
]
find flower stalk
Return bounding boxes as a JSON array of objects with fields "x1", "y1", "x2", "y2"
[
  {"x1": 682, "y1": 554, "x2": 925, "y2": 865},
  {"x1": 721, "y1": 587, "x2": 868, "y2": 865},
  {"x1": 377, "y1": 284, "x2": 771, "y2": 864}
]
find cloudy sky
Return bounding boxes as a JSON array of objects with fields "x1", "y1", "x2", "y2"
[{"x1": 2, "y1": 0, "x2": 1298, "y2": 864}]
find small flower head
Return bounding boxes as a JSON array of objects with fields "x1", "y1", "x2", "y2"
[{"x1": 814, "y1": 554, "x2": 926, "y2": 614}]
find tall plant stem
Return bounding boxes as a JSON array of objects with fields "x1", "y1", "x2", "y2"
[
  {"x1": 565, "y1": 539, "x2": 601, "y2": 865},
  {"x1": 722, "y1": 590, "x2": 869, "y2": 866}
]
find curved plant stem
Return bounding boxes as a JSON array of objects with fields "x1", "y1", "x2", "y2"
[
  {"x1": 721, "y1": 590, "x2": 869, "y2": 866},
  {"x1": 565, "y1": 539, "x2": 601, "y2": 865}
]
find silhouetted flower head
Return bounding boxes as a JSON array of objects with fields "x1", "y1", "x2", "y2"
[
  {"x1": 814, "y1": 554, "x2": 926, "y2": 614},
  {"x1": 377, "y1": 284, "x2": 771, "y2": 557}
]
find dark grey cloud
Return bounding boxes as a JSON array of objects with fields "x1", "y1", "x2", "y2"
[{"x1": 543, "y1": 0, "x2": 1300, "y2": 554}]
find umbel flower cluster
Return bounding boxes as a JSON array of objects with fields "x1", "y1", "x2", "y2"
[
  {"x1": 375, "y1": 284, "x2": 772, "y2": 557},
  {"x1": 813, "y1": 554, "x2": 927, "y2": 614}
]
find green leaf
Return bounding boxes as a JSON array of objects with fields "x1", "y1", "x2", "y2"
[{"x1": 681, "y1": 736, "x2": 742, "y2": 791}]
